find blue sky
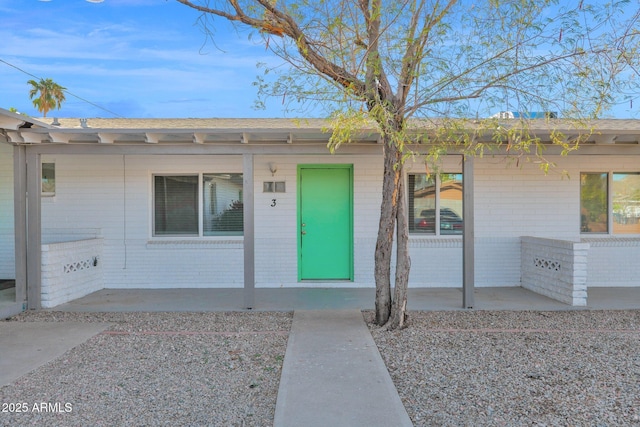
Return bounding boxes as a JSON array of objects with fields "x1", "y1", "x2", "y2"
[
  {"x1": 0, "y1": 0, "x2": 289, "y2": 118},
  {"x1": 1, "y1": 1, "x2": 638, "y2": 120}
]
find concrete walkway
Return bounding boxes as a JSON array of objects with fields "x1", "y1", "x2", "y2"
[
  {"x1": 274, "y1": 310, "x2": 412, "y2": 427},
  {"x1": 0, "y1": 321, "x2": 111, "y2": 386}
]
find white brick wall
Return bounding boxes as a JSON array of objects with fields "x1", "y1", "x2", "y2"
[
  {"x1": 253, "y1": 154, "x2": 382, "y2": 287},
  {"x1": 119, "y1": 155, "x2": 245, "y2": 288},
  {"x1": 40, "y1": 154, "x2": 126, "y2": 287},
  {"x1": 11, "y1": 150, "x2": 637, "y2": 293},
  {"x1": 405, "y1": 154, "x2": 640, "y2": 289},
  {"x1": 470, "y1": 155, "x2": 636, "y2": 287},
  {"x1": 0, "y1": 143, "x2": 14, "y2": 279},
  {"x1": 41, "y1": 238, "x2": 104, "y2": 308},
  {"x1": 474, "y1": 237, "x2": 522, "y2": 287},
  {"x1": 408, "y1": 238, "x2": 463, "y2": 286},
  {"x1": 583, "y1": 238, "x2": 640, "y2": 287},
  {"x1": 474, "y1": 156, "x2": 579, "y2": 240},
  {"x1": 521, "y1": 236, "x2": 589, "y2": 306}
]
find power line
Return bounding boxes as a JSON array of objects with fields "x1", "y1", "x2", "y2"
[{"x1": 0, "y1": 58, "x2": 125, "y2": 118}]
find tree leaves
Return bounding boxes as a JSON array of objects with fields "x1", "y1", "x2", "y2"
[{"x1": 27, "y1": 78, "x2": 66, "y2": 117}]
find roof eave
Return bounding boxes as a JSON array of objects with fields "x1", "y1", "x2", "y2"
[{"x1": 0, "y1": 107, "x2": 55, "y2": 131}]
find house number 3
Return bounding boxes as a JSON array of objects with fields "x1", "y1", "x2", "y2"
[{"x1": 271, "y1": 199, "x2": 277, "y2": 207}]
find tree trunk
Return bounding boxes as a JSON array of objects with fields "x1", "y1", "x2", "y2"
[
  {"x1": 374, "y1": 136, "x2": 402, "y2": 325},
  {"x1": 389, "y1": 169, "x2": 410, "y2": 329}
]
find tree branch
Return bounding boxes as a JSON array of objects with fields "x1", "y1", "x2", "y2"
[
  {"x1": 403, "y1": 42, "x2": 604, "y2": 117},
  {"x1": 397, "y1": 0, "x2": 458, "y2": 106},
  {"x1": 176, "y1": 0, "x2": 366, "y2": 95}
]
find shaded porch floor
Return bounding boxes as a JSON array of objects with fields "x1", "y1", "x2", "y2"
[
  {"x1": 0, "y1": 282, "x2": 19, "y2": 319},
  {"x1": 45, "y1": 286, "x2": 640, "y2": 313}
]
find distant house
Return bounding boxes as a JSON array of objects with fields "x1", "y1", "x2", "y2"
[{"x1": 1, "y1": 108, "x2": 639, "y2": 316}]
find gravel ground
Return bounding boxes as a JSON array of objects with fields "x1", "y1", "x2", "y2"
[
  {"x1": 2, "y1": 310, "x2": 639, "y2": 426},
  {"x1": 1, "y1": 311, "x2": 292, "y2": 427},
  {"x1": 367, "y1": 310, "x2": 640, "y2": 426}
]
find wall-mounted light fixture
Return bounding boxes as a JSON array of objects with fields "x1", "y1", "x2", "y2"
[{"x1": 268, "y1": 162, "x2": 278, "y2": 176}]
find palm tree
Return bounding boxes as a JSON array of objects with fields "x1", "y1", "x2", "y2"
[{"x1": 27, "y1": 78, "x2": 66, "y2": 117}]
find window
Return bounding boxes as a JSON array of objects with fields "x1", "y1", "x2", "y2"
[
  {"x1": 580, "y1": 172, "x2": 640, "y2": 234},
  {"x1": 153, "y1": 173, "x2": 243, "y2": 237},
  {"x1": 42, "y1": 162, "x2": 55, "y2": 196},
  {"x1": 408, "y1": 173, "x2": 463, "y2": 235},
  {"x1": 203, "y1": 173, "x2": 243, "y2": 236},
  {"x1": 613, "y1": 173, "x2": 640, "y2": 234},
  {"x1": 580, "y1": 173, "x2": 608, "y2": 233}
]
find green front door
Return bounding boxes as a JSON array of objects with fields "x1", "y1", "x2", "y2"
[{"x1": 298, "y1": 165, "x2": 353, "y2": 280}]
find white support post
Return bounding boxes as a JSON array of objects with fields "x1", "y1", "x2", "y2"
[
  {"x1": 462, "y1": 155, "x2": 474, "y2": 308},
  {"x1": 13, "y1": 146, "x2": 27, "y2": 307},
  {"x1": 26, "y1": 148, "x2": 42, "y2": 309},
  {"x1": 243, "y1": 153, "x2": 255, "y2": 309}
]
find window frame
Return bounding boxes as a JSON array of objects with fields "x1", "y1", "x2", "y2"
[
  {"x1": 41, "y1": 161, "x2": 55, "y2": 197},
  {"x1": 580, "y1": 171, "x2": 640, "y2": 236},
  {"x1": 407, "y1": 172, "x2": 464, "y2": 237},
  {"x1": 151, "y1": 172, "x2": 244, "y2": 239}
]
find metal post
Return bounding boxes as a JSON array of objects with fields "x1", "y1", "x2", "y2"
[
  {"x1": 26, "y1": 148, "x2": 42, "y2": 309},
  {"x1": 243, "y1": 153, "x2": 255, "y2": 309},
  {"x1": 13, "y1": 146, "x2": 27, "y2": 307},
  {"x1": 462, "y1": 155, "x2": 474, "y2": 308}
]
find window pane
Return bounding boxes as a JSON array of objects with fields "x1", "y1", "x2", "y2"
[
  {"x1": 409, "y1": 174, "x2": 436, "y2": 233},
  {"x1": 42, "y1": 162, "x2": 55, "y2": 194},
  {"x1": 613, "y1": 173, "x2": 640, "y2": 234},
  {"x1": 580, "y1": 173, "x2": 608, "y2": 233},
  {"x1": 154, "y1": 175, "x2": 198, "y2": 236},
  {"x1": 203, "y1": 173, "x2": 244, "y2": 236},
  {"x1": 439, "y1": 174, "x2": 463, "y2": 235}
]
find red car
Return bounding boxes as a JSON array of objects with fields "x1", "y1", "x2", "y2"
[{"x1": 413, "y1": 208, "x2": 463, "y2": 234}]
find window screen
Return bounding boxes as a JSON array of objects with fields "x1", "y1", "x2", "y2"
[
  {"x1": 203, "y1": 173, "x2": 244, "y2": 236},
  {"x1": 154, "y1": 175, "x2": 198, "y2": 236}
]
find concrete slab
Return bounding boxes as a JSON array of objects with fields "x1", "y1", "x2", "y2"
[
  {"x1": 274, "y1": 310, "x2": 412, "y2": 427},
  {"x1": 0, "y1": 321, "x2": 111, "y2": 386},
  {"x1": 51, "y1": 288, "x2": 380, "y2": 312},
  {"x1": 585, "y1": 287, "x2": 640, "y2": 310},
  {"x1": 50, "y1": 286, "x2": 640, "y2": 313},
  {"x1": 0, "y1": 287, "x2": 22, "y2": 319}
]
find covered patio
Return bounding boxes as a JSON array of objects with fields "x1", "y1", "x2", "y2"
[
  {"x1": 2, "y1": 109, "x2": 639, "y2": 317},
  {"x1": 39, "y1": 286, "x2": 640, "y2": 313}
]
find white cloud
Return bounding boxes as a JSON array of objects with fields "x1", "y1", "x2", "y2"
[{"x1": 0, "y1": 1, "x2": 301, "y2": 118}]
